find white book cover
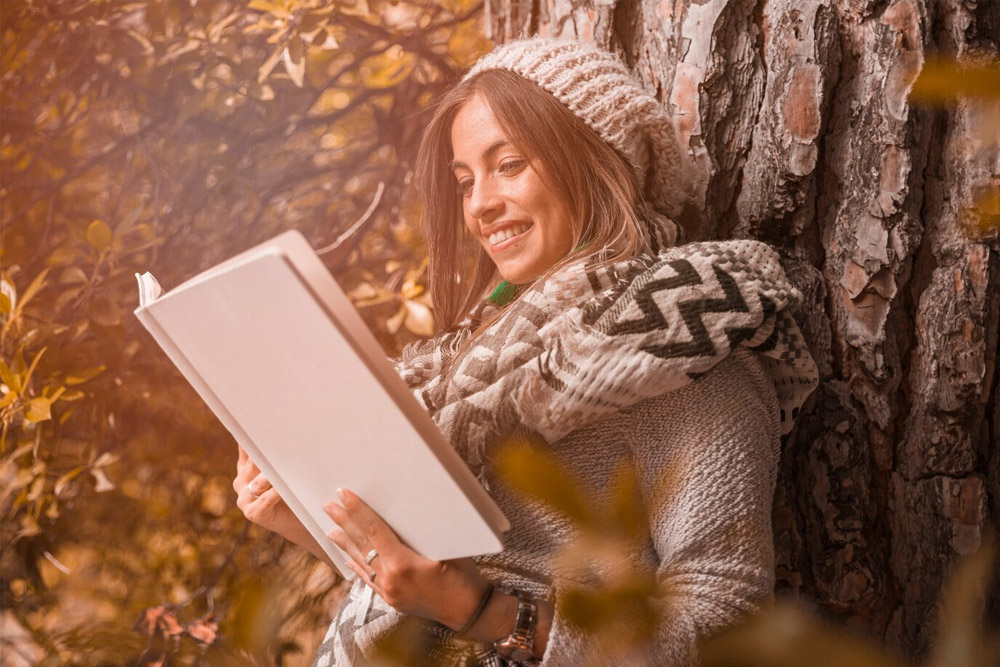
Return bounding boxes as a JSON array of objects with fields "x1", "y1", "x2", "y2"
[{"x1": 133, "y1": 230, "x2": 508, "y2": 580}]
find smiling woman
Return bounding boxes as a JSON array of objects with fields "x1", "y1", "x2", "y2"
[
  {"x1": 450, "y1": 95, "x2": 575, "y2": 285},
  {"x1": 236, "y1": 37, "x2": 819, "y2": 667},
  {"x1": 414, "y1": 65, "x2": 664, "y2": 331}
]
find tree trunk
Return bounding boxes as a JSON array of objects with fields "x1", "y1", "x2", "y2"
[{"x1": 485, "y1": 0, "x2": 1000, "y2": 659}]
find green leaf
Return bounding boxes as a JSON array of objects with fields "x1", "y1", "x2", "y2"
[{"x1": 86, "y1": 219, "x2": 113, "y2": 250}]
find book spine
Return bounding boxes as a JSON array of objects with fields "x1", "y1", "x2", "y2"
[{"x1": 133, "y1": 306, "x2": 352, "y2": 579}]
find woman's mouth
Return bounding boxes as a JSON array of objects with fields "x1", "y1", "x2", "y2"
[{"x1": 488, "y1": 223, "x2": 532, "y2": 251}]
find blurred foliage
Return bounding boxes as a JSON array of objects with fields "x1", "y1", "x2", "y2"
[
  {"x1": 495, "y1": 439, "x2": 999, "y2": 667},
  {"x1": 700, "y1": 534, "x2": 999, "y2": 667},
  {"x1": 909, "y1": 54, "x2": 1000, "y2": 241},
  {"x1": 0, "y1": 0, "x2": 489, "y2": 663}
]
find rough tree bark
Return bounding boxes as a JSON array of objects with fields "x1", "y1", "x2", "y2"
[{"x1": 484, "y1": 0, "x2": 999, "y2": 660}]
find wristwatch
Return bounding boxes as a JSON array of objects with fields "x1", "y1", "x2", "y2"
[{"x1": 493, "y1": 592, "x2": 538, "y2": 661}]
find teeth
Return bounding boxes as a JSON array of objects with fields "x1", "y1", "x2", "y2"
[{"x1": 488, "y1": 224, "x2": 530, "y2": 245}]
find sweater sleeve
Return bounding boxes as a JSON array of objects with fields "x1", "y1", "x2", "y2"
[{"x1": 538, "y1": 349, "x2": 781, "y2": 667}]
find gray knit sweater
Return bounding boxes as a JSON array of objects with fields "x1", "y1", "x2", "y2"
[{"x1": 313, "y1": 347, "x2": 780, "y2": 666}]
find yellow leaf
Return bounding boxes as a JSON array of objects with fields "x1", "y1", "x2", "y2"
[
  {"x1": 22, "y1": 346, "x2": 46, "y2": 391},
  {"x1": 969, "y1": 186, "x2": 1000, "y2": 238},
  {"x1": 360, "y1": 46, "x2": 416, "y2": 89},
  {"x1": 91, "y1": 468, "x2": 115, "y2": 492},
  {"x1": 258, "y1": 35, "x2": 289, "y2": 84},
  {"x1": 282, "y1": 35, "x2": 305, "y2": 88},
  {"x1": 86, "y1": 219, "x2": 113, "y2": 250},
  {"x1": 385, "y1": 304, "x2": 406, "y2": 335},
  {"x1": 54, "y1": 466, "x2": 86, "y2": 495},
  {"x1": 248, "y1": 0, "x2": 288, "y2": 16},
  {"x1": 59, "y1": 266, "x2": 89, "y2": 285},
  {"x1": 605, "y1": 464, "x2": 646, "y2": 540},
  {"x1": 65, "y1": 365, "x2": 107, "y2": 385},
  {"x1": 0, "y1": 359, "x2": 19, "y2": 396},
  {"x1": 911, "y1": 57, "x2": 1000, "y2": 104},
  {"x1": 88, "y1": 294, "x2": 121, "y2": 327},
  {"x1": 11, "y1": 267, "x2": 50, "y2": 318},
  {"x1": 24, "y1": 397, "x2": 52, "y2": 423},
  {"x1": 495, "y1": 439, "x2": 593, "y2": 526},
  {"x1": 403, "y1": 300, "x2": 434, "y2": 337},
  {"x1": 928, "y1": 535, "x2": 998, "y2": 667},
  {"x1": 700, "y1": 603, "x2": 895, "y2": 667}
]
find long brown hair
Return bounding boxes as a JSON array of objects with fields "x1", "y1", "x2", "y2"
[{"x1": 415, "y1": 69, "x2": 655, "y2": 334}]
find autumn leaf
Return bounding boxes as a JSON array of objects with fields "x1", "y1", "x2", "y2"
[
  {"x1": 86, "y1": 219, "x2": 113, "y2": 250},
  {"x1": 495, "y1": 438, "x2": 593, "y2": 526},
  {"x1": 24, "y1": 397, "x2": 52, "y2": 423},
  {"x1": 282, "y1": 34, "x2": 305, "y2": 88},
  {"x1": 88, "y1": 294, "x2": 122, "y2": 327},
  {"x1": 910, "y1": 57, "x2": 1000, "y2": 104},
  {"x1": 403, "y1": 300, "x2": 434, "y2": 337},
  {"x1": 65, "y1": 365, "x2": 107, "y2": 385},
  {"x1": 701, "y1": 602, "x2": 897, "y2": 667}
]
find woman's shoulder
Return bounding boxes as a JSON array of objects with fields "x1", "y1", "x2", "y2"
[{"x1": 588, "y1": 349, "x2": 781, "y2": 452}]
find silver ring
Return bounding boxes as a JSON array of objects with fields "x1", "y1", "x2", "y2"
[
  {"x1": 248, "y1": 480, "x2": 261, "y2": 499},
  {"x1": 364, "y1": 549, "x2": 378, "y2": 566}
]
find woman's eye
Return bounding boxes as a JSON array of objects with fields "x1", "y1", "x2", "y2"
[
  {"x1": 499, "y1": 159, "x2": 526, "y2": 174},
  {"x1": 456, "y1": 179, "x2": 474, "y2": 196}
]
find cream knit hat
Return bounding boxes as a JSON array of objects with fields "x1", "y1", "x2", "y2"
[{"x1": 463, "y1": 37, "x2": 689, "y2": 238}]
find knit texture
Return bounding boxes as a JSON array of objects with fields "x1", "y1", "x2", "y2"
[
  {"x1": 313, "y1": 349, "x2": 782, "y2": 666},
  {"x1": 464, "y1": 37, "x2": 692, "y2": 230},
  {"x1": 395, "y1": 240, "x2": 818, "y2": 475}
]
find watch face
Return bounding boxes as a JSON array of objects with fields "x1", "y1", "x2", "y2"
[{"x1": 495, "y1": 639, "x2": 533, "y2": 661}]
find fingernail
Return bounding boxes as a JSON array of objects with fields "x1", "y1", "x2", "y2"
[
  {"x1": 337, "y1": 487, "x2": 347, "y2": 500},
  {"x1": 324, "y1": 502, "x2": 337, "y2": 514}
]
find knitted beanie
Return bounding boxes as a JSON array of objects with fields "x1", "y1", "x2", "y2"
[{"x1": 463, "y1": 38, "x2": 690, "y2": 234}]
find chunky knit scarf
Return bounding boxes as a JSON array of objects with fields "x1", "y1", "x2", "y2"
[{"x1": 396, "y1": 240, "x2": 819, "y2": 472}]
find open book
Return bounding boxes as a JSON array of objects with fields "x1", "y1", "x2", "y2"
[{"x1": 133, "y1": 230, "x2": 509, "y2": 580}]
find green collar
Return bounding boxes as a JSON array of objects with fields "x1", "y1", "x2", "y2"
[
  {"x1": 487, "y1": 280, "x2": 519, "y2": 306},
  {"x1": 486, "y1": 241, "x2": 590, "y2": 306}
]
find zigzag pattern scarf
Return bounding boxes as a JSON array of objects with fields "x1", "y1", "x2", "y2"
[{"x1": 395, "y1": 240, "x2": 819, "y2": 471}]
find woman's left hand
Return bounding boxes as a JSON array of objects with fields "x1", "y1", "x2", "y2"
[{"x1": 324, "y1": 488, "x2": 490, "y2": 631}]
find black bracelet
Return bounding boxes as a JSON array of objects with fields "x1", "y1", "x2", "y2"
[{"x1": 456, "y1": 582, "x2": 495, "y2": 636}]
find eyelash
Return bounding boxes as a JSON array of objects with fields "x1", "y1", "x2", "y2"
[{"x1": 456, "y1": 159, "x2": 527, "y2": 197}]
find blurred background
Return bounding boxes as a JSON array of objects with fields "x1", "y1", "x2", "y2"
[
  {"x1": 3, "y1": 0, "x2": 999, "y2": 666},
  {"x1": 1, "y1": 0, "x2": 488, "y2": 663}
]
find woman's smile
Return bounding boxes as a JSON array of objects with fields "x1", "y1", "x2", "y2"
[{"x1": 486, "y1": 223, "x2": 533, "y2": 250}]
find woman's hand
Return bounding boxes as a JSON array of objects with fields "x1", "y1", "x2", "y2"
[
  {"x1": 327, "y1": 488, "x2": 554, "y2": 656},
  {"x1": 324, "y1": 488, "x2": 493, "y2": 631},
  {"x1": 233, "y1": 446, "x2": 333, "y2": 567}
]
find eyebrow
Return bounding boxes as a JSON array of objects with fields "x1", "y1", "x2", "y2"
[{"x1": 450, "y1": 140, "x2": 511, "y2": 171}]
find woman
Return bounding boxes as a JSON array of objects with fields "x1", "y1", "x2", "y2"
[{"x1": 235, "y1": 38, "x2": 818, "y2": 665}]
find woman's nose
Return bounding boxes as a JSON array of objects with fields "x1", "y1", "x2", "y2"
[{"x1": 467, "y1": 177, "x2": 503, "y2": 222}]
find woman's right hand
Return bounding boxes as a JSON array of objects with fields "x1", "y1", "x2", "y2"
[{"x1": 233, "y1": 446, "x2": 333, "y2": 567}]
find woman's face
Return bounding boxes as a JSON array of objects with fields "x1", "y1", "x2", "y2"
[{"x1": 450, "y1": 95, "x2": 575, "y2": 285}]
